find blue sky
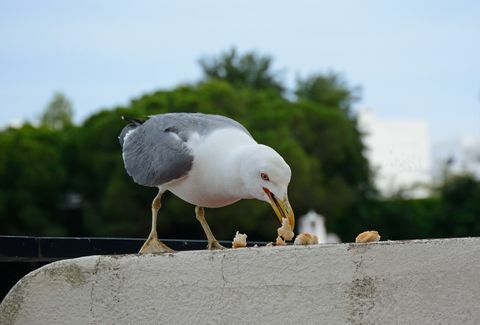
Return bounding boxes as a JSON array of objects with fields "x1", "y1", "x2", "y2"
[{"x1": 1, "y1": 0, "x2": 479, "y2": 143}]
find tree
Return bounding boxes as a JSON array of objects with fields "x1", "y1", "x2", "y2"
[
  {"x1": 40, "y1": 92, "x2": 74, "y2": 129},
  {"x1": 435, "y1": 173, "x2": 480, "y2": 237},
  {"x1": 199, "y1": 48, "x2": 284, "y2": 93},
  {"x1": 295, "y1": 73, "x2": 360, "y2": 113},
  {"x1": 0, "y1": 125, "x2": 68, "y2": 235}
]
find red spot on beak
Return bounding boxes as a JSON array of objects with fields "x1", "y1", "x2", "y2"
[{"x1": 263, "y1": 187, "x2": 270, "y2": 195}]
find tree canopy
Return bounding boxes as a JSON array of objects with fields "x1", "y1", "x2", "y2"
[
  {"x1": 39, "y1": 92, "x2": 74, "y2": 129},
  {"x1": 295, "y1": 73, "x2": 360, "y2": 113},
  {"x1": 199, "y1": 48, "x2": 284, "y2": 94}
]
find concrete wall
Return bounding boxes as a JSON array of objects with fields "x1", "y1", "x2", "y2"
[{"x1": 1, "y1": 237, "x2": 479, "y2": 324}]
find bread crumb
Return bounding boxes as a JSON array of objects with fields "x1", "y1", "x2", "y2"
[
  {"x1": 253, "y1": 244, "x2": 258, "y2": 248},
  {"x1": 355, "y1": 230, "x2": 380, "y2": 243},
  {"x1": 294, "y1": 232, "x2": 319, "y2": 245},
  {"x1": 276, "y1": 236, "x2": 286, "y2": 246},
  {"x1": 277, "y1": 217, "x2": 294, "y2": 241},
  {"x1": 232, "y1": 231, "x2": 247, "y2": 248},
  {"x1": 266, "y1": 242, "x2": 274, "y2": 247}
]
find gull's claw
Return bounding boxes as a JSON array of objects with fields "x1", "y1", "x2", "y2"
[
  {"x1": 139, "y1": 233, "x2": 175, "y2": 254},
  {"x1": 208, "y1": 240, "x2": 226, "y2": 250}
]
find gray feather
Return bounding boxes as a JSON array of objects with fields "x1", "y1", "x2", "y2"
[
  {"x1": 119, "y1": 116, "x2": 144, "y2": 147},
  {"x1": 119, "y1": 124, "x2": 137, "y2": 147},
  {"x1": 120, "y1": 113, "x2": 252, "y2": 186}
]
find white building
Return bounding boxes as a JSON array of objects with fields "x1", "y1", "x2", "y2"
[
  {"x1": 298, "y1": 210, "x2": 340, "y2": 244},
  {"x1": 358, "y1": 108, "x2": 432, "y2": 198}
]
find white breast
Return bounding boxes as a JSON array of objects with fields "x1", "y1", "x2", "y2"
[{"x1": 165, "y1": 128, "x2": 256, "y2": 208}]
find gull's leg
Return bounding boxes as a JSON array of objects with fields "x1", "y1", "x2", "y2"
[
  {"x1": 139, "y1": 189, "x2": 175, "y2": 254},
  {"x1": 195, "y1": 206, "x2": 225, "y2": 250}
]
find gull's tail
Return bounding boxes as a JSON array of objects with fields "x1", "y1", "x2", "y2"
[
  {"x1": 119, "y1": 116, "x2": 145, "y2": 147},
  {"x1": 121, "y1": 116, "x2": 145, "y2": 125}
]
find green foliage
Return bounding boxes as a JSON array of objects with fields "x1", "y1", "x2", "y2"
[
  {"x1": 434, "y1": 174, "x2": 480, "y2": 236},
  {"x1": 0, "y1": 125, "x2": 68, "y2": 235},
  {"x1": 295, "y1": 73, "x2": 360, "y2": 113},
  {"x1": 39, "y1": 92, "x2": 74, "y2": 129},
  {"x1": 333, "y1": 197, "x2": 442, "y2": 241},
  {"x1": 332, "y1": 173, "x2": 480, "y2": 241},
  {"x1": 199, "y1": 48, "x2": 284, "y2": 94}
]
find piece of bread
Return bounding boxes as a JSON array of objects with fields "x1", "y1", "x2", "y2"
[
  {"x1": 232, "y1": 231, "x2": 247, "y2": 248},
  {"x1": 294, "y1": 232, "x2": 319, "y2": 245},
  {"x1": 276, "y1": 236, "x2": 286, "y2": 246},
  {"x1": 277, "y1": 217, "x2": 294, "y2": 241},
  {"x1": 355, "y1": 230, "x2": 380, "y2": 243}
]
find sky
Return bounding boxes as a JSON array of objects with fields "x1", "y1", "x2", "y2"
[{"x1": 0, "y1": 0, "x2": 479, "y2": 143}]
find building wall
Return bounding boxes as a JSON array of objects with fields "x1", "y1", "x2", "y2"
[{"x1": 358, "y1": 109, "x2": 432, "y2": 197}]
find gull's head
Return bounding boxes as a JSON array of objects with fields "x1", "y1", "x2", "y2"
[{"x1": 240, "y1": 144, "x2": 295, "y2": 228}]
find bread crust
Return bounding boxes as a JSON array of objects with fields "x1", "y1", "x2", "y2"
[{"x1": 355, "y1": 230, "x2": 380, "y2": 243}]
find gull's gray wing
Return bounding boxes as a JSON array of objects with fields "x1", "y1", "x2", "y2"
[{"x1": 119, "y1": 113, "x2": 251, "y2": 187}]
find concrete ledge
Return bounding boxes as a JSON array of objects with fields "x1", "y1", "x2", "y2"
[{"x1": 1, "y1": 238, "x2": 479, "y2": 324}]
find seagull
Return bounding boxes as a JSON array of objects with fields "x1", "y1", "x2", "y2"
[{"x1": 119, "y1": 112, "x2": 294, "y2": 253}]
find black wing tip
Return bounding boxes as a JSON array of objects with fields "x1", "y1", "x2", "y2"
[{"x1": 121, "y1": 115, "x2": 145, "y2": 125}]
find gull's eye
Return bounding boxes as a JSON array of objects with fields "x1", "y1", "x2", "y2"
[{"x1": 260, "y1": 173, "x2": 270, "y2": 181}]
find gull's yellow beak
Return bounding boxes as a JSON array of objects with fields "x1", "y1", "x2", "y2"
[{"x1": 263, "y1": 188, "x2": 295, "y2": 228}]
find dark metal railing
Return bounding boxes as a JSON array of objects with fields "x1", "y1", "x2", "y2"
[{"x1": 0, "y1": 236, "x2": 267, "y2": 262}]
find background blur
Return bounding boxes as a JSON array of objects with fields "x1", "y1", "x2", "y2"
[{"x1": 1, "y1": 1, "x2": 479, "y2": 242}]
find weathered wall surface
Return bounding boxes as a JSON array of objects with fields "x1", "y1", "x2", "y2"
[{"x1": 1, "y1": 238, "x2": 479, "y2": 325}]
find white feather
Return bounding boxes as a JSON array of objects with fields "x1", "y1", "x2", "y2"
[{"x1": 166, "y1": 128, "x2": 256, "y2": 207}]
